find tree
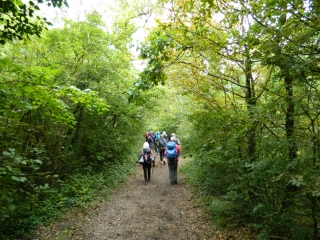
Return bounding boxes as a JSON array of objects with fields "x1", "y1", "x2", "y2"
[
  {"x1": 0, "y1": 7, "x2": 148, "y2": 237},
  {"x1": 139, "y1": 0, "x2": 320, "y2": 238},
  {"x1": 0, "y1": 0, "x2": 68, "y2": 44}
]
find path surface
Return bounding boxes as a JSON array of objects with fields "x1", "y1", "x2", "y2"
[{"x1": 29, "y1": 158, "x2": 225, "y2": 240}]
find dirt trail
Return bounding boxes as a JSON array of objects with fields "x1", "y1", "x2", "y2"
[{"x1": 30, "y1": 158, "x2": 222, "y2": 240}]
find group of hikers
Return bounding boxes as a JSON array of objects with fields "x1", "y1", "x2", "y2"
[{"x1": 137, "y1": 131, "x2": 181, "y2": 185}]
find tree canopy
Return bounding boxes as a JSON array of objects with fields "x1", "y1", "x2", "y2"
[
  {"x1": 139, "y1": 0, "x2": 320, "y2": 238},
  {"x1": 0, "y1": 0, "x2": 68, "y2": 44}
]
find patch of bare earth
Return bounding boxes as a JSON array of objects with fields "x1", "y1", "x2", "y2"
[{"x1": 27, "y1": 158, "x2": 254, "y2": 240}]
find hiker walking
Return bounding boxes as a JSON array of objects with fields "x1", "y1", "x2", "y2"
[
  {"x1": 171, "y1": 133, "x2": 181, "y2": 145},
  {"x1": 165, "y1": 136, "x2": 181, "y2": 185},
  {"x1": 150, "y1": 131, "x2": 157, "y2": 152},
  {"x1": 159, "y1": 134, "x2": 167, "y2": 165},
  {"x1": 138, "y1": 142, "x2": 155, "y2": 185},
  {"x1": 155, "y1": 131, "x2": 161, "y2": 155},
  {"x1": 162, "y1": 131, "x2": 168, "y2": 142},
  {"x1": 147, "y1": 131, "x2": 154, "y2": 150}
]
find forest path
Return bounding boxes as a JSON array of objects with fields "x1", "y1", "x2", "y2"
[{"x1": 30, "y1": 158, "x2": 231, "y2": 240}]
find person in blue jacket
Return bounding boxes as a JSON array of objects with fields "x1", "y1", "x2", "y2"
[{"x1": 165, "y1": 137, "x2": 181, "y2": 185}]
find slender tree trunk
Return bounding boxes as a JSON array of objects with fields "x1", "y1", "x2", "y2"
[
  {"x1": 282, "y1": 75, "x2": 298, "y2": 212},
  {"x1": 308, "y1": 195, "x2": 319, "y2": 240},
  {"x1": 284, "y1": 75, "x2": 297, "y2": 161},
  {"x1": 244, "y1": 49, "x2": 259, "y2": 205},
  {"x1": 244, "y1": 51, "x2": 256, "y2": 163}
]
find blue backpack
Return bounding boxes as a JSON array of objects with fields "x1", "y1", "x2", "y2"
[
  {"x1": 156, "y1": 131, "x2": 161, "y2": 140},
  {"x1": 166, "y1": 141, "x2": 178, "y2": 158}
]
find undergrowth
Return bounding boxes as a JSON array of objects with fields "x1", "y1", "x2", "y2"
[
  {"x1": 1, "y1": 160, "x2": 137, "y2": 240},
  {"x1": 180, "y1": 158, "x2": 316, "y2": 240}
]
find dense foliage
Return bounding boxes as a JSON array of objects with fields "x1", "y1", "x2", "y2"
[
  {"x1": 0, "y1": 6, "x2": 158, "y2": 239},
  {"x1": 0, "y1": 0, "x2": 68, "y2": 44},
  {"x1": 2, "y1": 0, "x2": 320, "y2": 239},
  {"x1": 140, "y1": 0, "x2": 320, "y2": 239}
]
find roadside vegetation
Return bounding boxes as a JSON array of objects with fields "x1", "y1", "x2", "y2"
[{"x1": 1, "y1": 0, "x2": 320, "y2": 239}]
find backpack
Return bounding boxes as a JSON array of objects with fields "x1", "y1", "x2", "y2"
[
  {"x1": 159, "y1": 139, "x2": 167, "y2": 150},
  {"x1": 166, "y1": 141, "x2": 178, "y2": 158},
  {"x1": 143, "y1": 149, "x2": 153, "y2": 164},
  {"x1": 156, "y1": 131, "x2": 161, "y2": 140}
]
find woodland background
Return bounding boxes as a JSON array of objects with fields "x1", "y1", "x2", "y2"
[{"x1": 1, "y1": 0, "x2": 320, "y2": 239}]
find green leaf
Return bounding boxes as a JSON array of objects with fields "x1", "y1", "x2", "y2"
[
  {"x1": 8, "y1": 204, "x2": 16, "y2": 211},
  {"x1": 22, "y1": 86, "x2": 35, "y2": 93},
  {"x1": 11, "y1": 176, "x2": 27, "y2": 182},
  {"x1": 0, "y1": 57, "x2": 11, "y2": 67},
  {"x1": 33, "y1": 159, "x2": 43, "y2": 164}
]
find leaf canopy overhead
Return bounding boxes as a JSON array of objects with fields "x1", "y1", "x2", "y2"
[{"x1": 0, "y1": 0, "x2": 68, "y2": 44}]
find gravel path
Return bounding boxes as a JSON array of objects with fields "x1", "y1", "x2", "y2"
[{"x1": 28, "y1": 158, "x2": 225, "y2": 240}]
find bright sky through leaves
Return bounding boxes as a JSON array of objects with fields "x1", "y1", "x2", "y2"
[{"x1": 40, "y1": 0, "x2": 152, "y2": 71}]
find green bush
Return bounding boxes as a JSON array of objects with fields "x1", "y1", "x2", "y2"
[{"x1": 0, "y1": 159, "x2": 137, "y2": 239}]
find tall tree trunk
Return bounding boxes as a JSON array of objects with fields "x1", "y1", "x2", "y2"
[
  {"x1": 244, "y1": 50, "x2": 256, "y2": 163},
  {"x1": 284, "y1": 75, "x2": 297, "y2": 161},
  {"x1": 282, "y1": 75, "x2": 298, "y2": 212},
  {"x1": 244, "y1": 49, "x2": 259, "y2": 204}
]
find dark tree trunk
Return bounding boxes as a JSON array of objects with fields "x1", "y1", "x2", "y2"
[
  {"x1": 245, "y1": 53, "x2": 256, "y2": 163},
  {"x1": 284, "y1": 75, "x2": 297, "y2": 161}
]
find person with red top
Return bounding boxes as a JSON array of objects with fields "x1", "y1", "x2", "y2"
[{"x1": 165, "y1": 136, "x2": 181, "y2": 185}]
